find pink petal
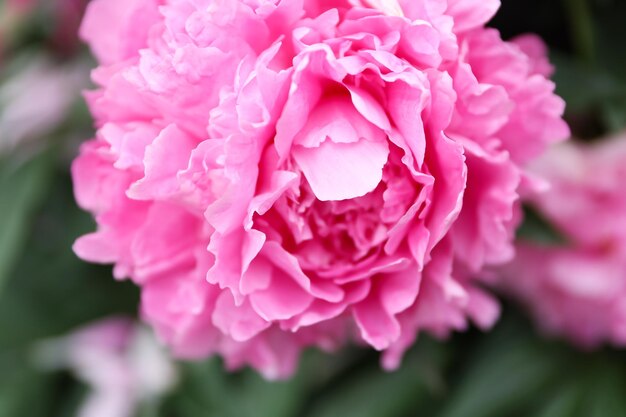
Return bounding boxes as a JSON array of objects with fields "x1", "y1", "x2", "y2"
[{"x1": 292, "y1": 137, "x2": 389, "y2": 201}]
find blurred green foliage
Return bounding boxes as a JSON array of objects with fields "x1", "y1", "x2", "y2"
[{"x1": 1, "y1": 0, "x2": 626, "y2": 416}]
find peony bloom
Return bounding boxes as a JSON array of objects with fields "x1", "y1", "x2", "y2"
[
  {"x1": 34, "y1": 318, "x2": 177, "y2": 417},
  {"x1": 500, "y1": 136, "x2": 626, "y2": 347},
  {"x1": 73, "y1": 0, "x2": 568, "y2": 378}
]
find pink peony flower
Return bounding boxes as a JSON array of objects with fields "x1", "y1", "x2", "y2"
[
  {"x1": 500, "y1": 136, "x2": 626, "y2": 347},
  {"x1": 73, "y1": 0, "x2": 568, "y2": 378}
]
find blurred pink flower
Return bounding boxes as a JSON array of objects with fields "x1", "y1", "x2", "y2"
[
  {"x1": 73, "y1": 0, "x2": 568, "y2": 377},
  {"x1": 501, "y1": 136, "x2": 626, "y2": 347},
  {"x1": 36, "y1": 318, "x2": 177, "y2": 417},
  {"x1": 0, "y1": 56, "x2": 88, "y2": 154}
]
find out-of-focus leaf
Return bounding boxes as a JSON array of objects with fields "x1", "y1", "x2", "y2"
[
  {"x1": 53, "y1": 380, "x2": 88, "y2": 417},
  {"x1": 532, "y1": 382, "x2": 581, "y2": 417},
  {"x1": 436, "y1": 309, "x2": 626, "y2": 417},
  {"x1": 0, "y1": 149, "x2": 55, "y2": 294},
  {"x1": 579, "y1": 357, "x2": 626, "y2": 417},
  {"x1": 167, "y1": 349, "x2": 351, "y2": 417},
  {"x1": 602, "y1": 98, "x2": 626, "y2": 133},
  {"x1": 562, "y1": 0, "x2": 595, "y2": 64},
  {"x1": 0, "y1": 167, "x2": 138, "y2": 417},
  {"x1": 592, "y1": 0, "x2": 626, "y2": 83},
  {"x1": 437, "y1": 317, "x2": 569, "y2": 417},
  {"x1": 304, "y1": 340, "x2": 447, "y2": 417},
  {"x1": 165, "y1": 340, "x2": 447, "y2": 417},
  {"x1": 555, "y1": 0, "x2": 626, "y2": 134},
  {"x1": 136, "y1": 401, "x2": 162, "y2": 417},
  {"x1": 551, "y1": 52, "x2": 626, "y2": 114},
  {"x1": 0, "y1": 348, "x2": 87, "y2": 417},
  {"x1": 0, "y1": 171, "x2": 138, "y2": 349},
  {"x1": 0, "y1": 354, "x2": 55, "y2": 417}
]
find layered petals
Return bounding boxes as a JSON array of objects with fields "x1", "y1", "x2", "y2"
[{"x1": 73, "y1": 0, "x2": 568, "y2": 377}]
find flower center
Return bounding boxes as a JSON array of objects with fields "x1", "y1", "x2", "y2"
[{"x1": 255, "y1": 144, "x2": 418, "y2": 272}]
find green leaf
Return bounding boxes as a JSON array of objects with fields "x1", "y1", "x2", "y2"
[
  {"x1": 601, "y1": 98, "x2": 626, "y2": 133},
  {"x1": 305, "y1": 339, "x2": 447, "y2": 417},
  {"x1": 0, "y1": 355, "x2": 56, "y2": 417},
  {"x1": 437, "y1": 318, "x2": 568, "y2": 417},
  {"x1": 592, "y1": 0, "x2": 626, "y2": 84},
  {"x1": 554, "y1": 0, "x2": 626, "y2": 133},
  {"x1": 166, "y1": 349, "x2": 354, "y2": 417},
  {"x1": 0, "y1": 170, "x2": 138, "y2": 349},
  {"x1": 578, "y1": 357, "x2": 626, "y2": 417},
  {"x1": 0, "y1": 149, "x2": 55, "y2": 295},
  {"x1": 531, "y1": 382, "x2": 581, "y2": 417},
  {"x1": 551, "y1": 52, "x2": 626, "y2": 114},
  {"x1": 562, "y1": 0, "x2": 595, "y2": 64}
]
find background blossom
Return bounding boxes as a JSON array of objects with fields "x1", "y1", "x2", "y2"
[
  {"x1": 0, "y1": 57, "x2": 88, "y2": 154},
  {"x1": 500, "y1": 136, "x2": 626, "y2": 347},
  {"x1": 35, "y1": 318, "x2": 177, "y2": 417}
]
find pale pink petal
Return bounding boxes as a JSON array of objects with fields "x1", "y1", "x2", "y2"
[{"x1": 293, "y1": 137, "x2": 389, "y2": 201}]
